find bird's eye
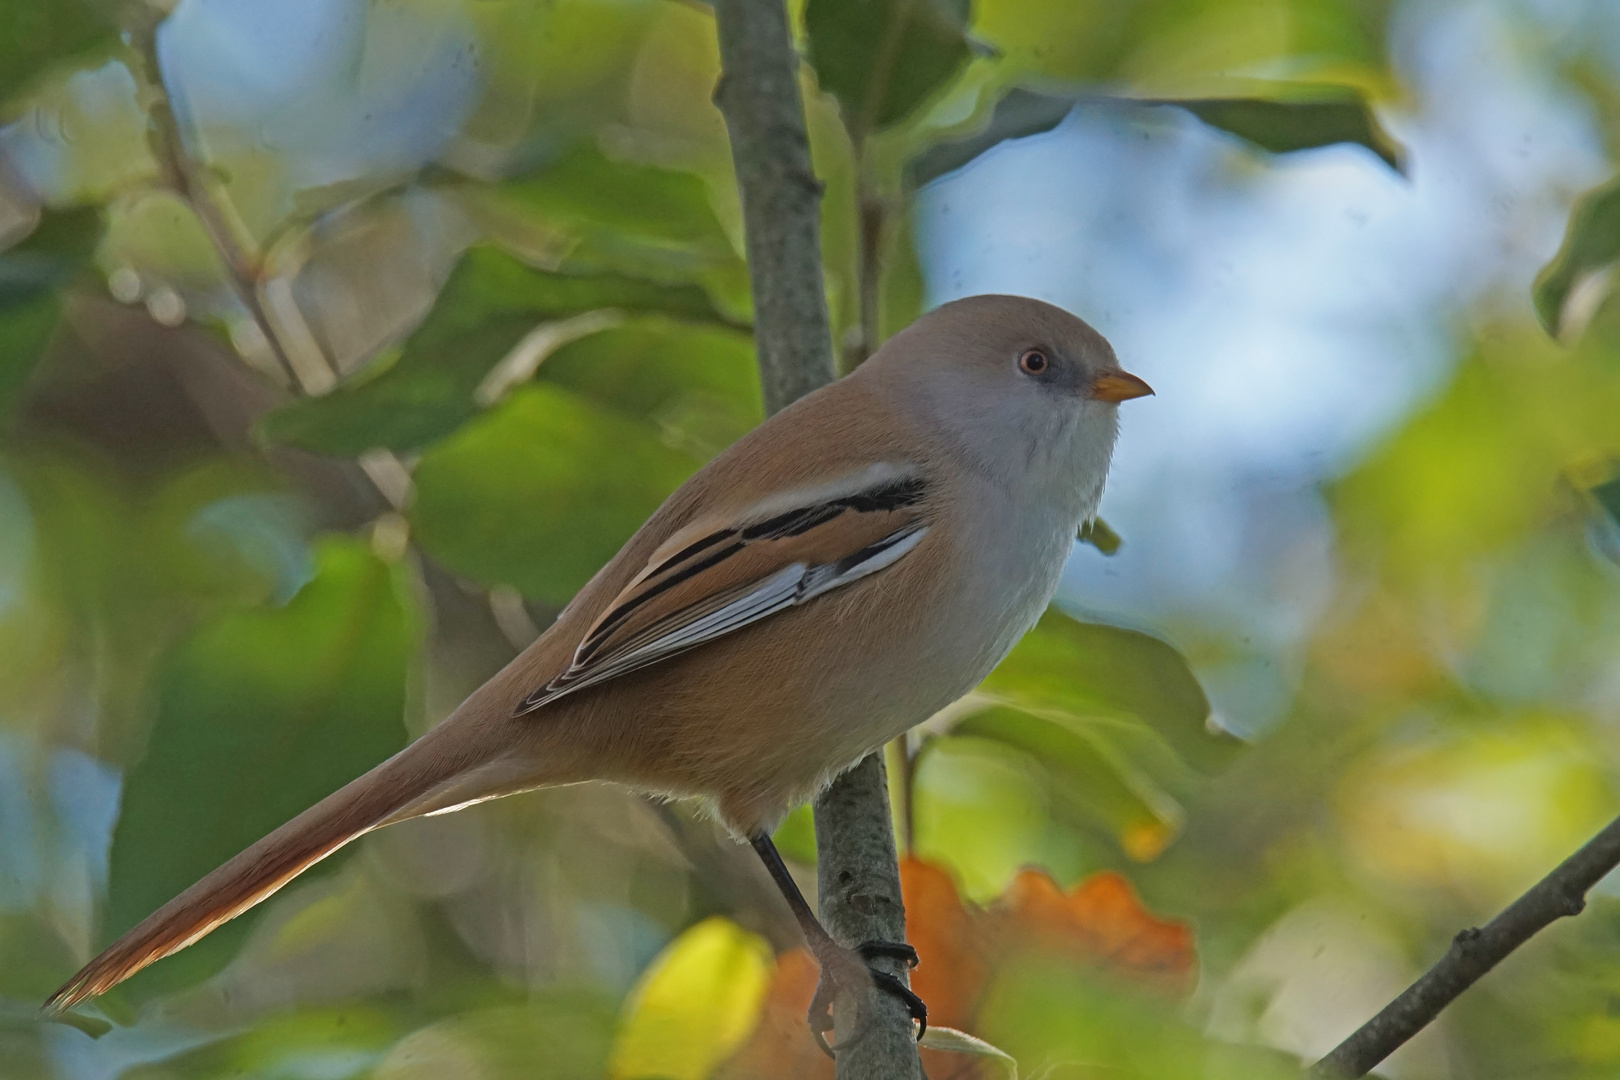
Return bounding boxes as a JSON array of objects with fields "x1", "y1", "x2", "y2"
[{"x1": 1018, "y1": 349, "x2": 1050, "y2": 376}]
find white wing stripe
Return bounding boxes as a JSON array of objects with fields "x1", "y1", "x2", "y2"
[
  {"x1": 798, "y1": 523, "x2": 928, "y2": 603},
  {"x1": 516, "y1": 524, "x2": 930, "y2": 716}
]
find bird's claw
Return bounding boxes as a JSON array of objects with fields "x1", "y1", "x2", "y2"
[
  {"x1": 857, "y1": 940, "x2": 920, "y2": 968},
  {"x1": 806, "y1": 939, "x2": 928, "y2": 1059}
]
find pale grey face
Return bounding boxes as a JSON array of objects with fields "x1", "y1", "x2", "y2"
[{"x1": 862, "y1": 294, "x2": 1152, "y2": 488}]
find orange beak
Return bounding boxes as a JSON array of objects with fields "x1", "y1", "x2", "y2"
[{"x1": 1089, "y1": 371, "x2": 1155, "y2": 403}]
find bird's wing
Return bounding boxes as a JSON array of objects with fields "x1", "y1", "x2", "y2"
[{"x1": 516, "y1": 462, "x2": 930, "y2": 715}]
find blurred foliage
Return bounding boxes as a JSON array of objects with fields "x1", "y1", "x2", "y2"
[
  {"x1": 609, "y1": 917, "x2": 773, "y2": 1080},
  {"x1": 804, "y1": 0, "x2": 974, "y2": 141},
  {"x1": 910, "y1": 83, "x2": 1403, "y2": 186},
  {"x1": 0, "y1": 0, "x2": 111, "y2": 105},
  {"x1": 2, "y1": 0, "x2": 1620, "y2": 1078},
  {"x1": 983, "y1": 612, "x2": 1228, "y2": 772},
  {"x1": 258, "y1": 244, "x2": 741, "y2": 455},
  {"x1": 718, "y1": 856, "x2": 1200, "y2": 1079},
  {"x1": 1535, "y1": 173, "x2": 1620, "y2": 338},
  {"x1": 970, "y1": 0, "x2": 1390, "y2": 87},
  {"x1": 0, "y1": 207, "x2": 102, "y2": 425},
  {"x1": 105, "y1": 537, "x2": 421, "y2": 1004},
  {"x1": 411, "y1": 383, "x2": 701, "y2": 605}
]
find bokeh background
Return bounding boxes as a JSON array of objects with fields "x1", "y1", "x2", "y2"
[{"x1": 4, "y1": 0, "x2": 1620, "y2": 1077}]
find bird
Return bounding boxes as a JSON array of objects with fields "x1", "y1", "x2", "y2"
[{"x1": 43, "y1": 293, "x2": 1152, "y2": 1047}]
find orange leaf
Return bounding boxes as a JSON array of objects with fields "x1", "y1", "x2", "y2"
[
  {"x1": 720, "y1": 861, "x2": 1195, "y2": 1076},
  {"x1": 901, "y1": 855, "x2": 988, "y2": 1031},
  {"x1": 995, "y1": 869, "x2": 1196, "y2": 992}
]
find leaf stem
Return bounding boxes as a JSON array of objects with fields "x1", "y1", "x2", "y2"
[{"x1": 853, "y1": 181, "x2": 886, "y2": 367}]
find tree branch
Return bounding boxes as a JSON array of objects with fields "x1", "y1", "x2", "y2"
[
  {"x1": 813, "y1": 754, "x2": 921, "y2": 1078},
  {"x1": 1312, "y1": 810, "x2": 1620, "y2": 1078},
  {"x1": 711, "y1": 0, "x2": 836, "y2": 415},
  {"x1": 711, "y1": 3, "x2": 920, "y2": 1078}
]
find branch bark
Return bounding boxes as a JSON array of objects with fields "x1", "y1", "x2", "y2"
[
  {"x1": 712, "y1": 0, "x2": 837, "y2": 415},
  {"x1": 711, "y1": 4, "x2": 921, "y2": 1078},
  {"x1": 813, "y1": 754, "x2": 921, "y2": 1079},
  {"x1": 1312, "y1": 810, "x2": 1620, "y2": 1078}
]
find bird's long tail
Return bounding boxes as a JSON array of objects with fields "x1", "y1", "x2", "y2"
[{"x1": 42, "y1": 715, "x2": 516, "y2": 1016}]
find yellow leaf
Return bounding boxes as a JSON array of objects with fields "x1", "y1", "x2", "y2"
[{"x1": 608, "y1": 917, "x2": 774, "y2": 1080}]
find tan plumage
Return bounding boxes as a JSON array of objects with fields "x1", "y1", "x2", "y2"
[{"x1": 43, "y1": 294, "x2": 1150, "y2": 1017}]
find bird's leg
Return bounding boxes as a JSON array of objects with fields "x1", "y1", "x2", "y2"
[{"x1": 748, "y1": 832, "x2": 926, "y2": 1057}]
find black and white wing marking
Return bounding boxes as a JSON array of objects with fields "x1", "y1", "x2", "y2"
[{"x1": 516, "y1": 465, "x2": 929, "y2": 715}]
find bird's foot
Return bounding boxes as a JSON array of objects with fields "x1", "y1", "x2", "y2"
[{"x1": 807, "y1": 940, "x2": 926, "y2": 1058}]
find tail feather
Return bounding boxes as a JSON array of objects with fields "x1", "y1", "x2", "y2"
[{"x1": 42, "y1": 719, "x2": 504, "y2": 1016}]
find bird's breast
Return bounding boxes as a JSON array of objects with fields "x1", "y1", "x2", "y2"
[{"x1": 928, "y1": 470, "x2": 1088, "y2": 692}]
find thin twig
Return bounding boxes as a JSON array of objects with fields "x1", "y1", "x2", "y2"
[
  {"x1": 852, "y1": 186, "x2": 886, "y2": 368},
  {"x1": 711, "y1": 3, "x2": 921, "y2": 1078},
  {"x1": 888, "y1": 735, "x2": 917, "y2": 855},
  {"x1": 125, "y1": 7, "x2": 552, "y2": 657},
  {"x1": 125, "y1": 9, "x2": 302, "y2": 394},
  {"x1": 1312, "y1": 811, "x2": 1620, "y2": 1077}
]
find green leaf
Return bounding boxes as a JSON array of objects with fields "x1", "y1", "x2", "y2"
[
  {"x1": 1077, "y1": 516, "x2": 1121, "y2": 555},
  {"x1": 0, "y1": 206, "x2": 103, "y2": 305},
  {"x1": 912, "y1": 735, "x2": 1055, "y2": 898},
  {"x1": 954, "y1": 705, "x2": 1182, "y2": 861},
  {"x1": 805, "y1": 0, "x2": 974, "y2": 140},
  {"x1": 0, "y1": 0, "x2": 112, "y2": 105},
  {"x1": 908, "y1": 84, "x2": 1402, "y2": 188},
  {"x1": 457, "y1": 144, "x2": 748, "y2": 317},
  {"x1": 539, "y1": 319, "x2": 762, "y2": 459},
  {"x1": 0, "y1": 293, "x2": 62, "y2": 425},
  {"x1": 463, "y1": 0, "x2": 655, "y2": 152},
  {"x1": 103, "y1": 537, "x2": 420, "y2": 1002},
  {"x1": 410, "y1": 383, "x2": 699, "y2": 606},
  {"x1": 972, "y1": 0, "x2": 1390, "y2": 89},
  {"x1": 1166, "y1": 93, "x2": 1403, "y2": 172},
  {"x1": 908, "y1": 87, "x2": 1075, "y2": 187},
  {"x1": 0, "y1": 207, "x2": 104, "y2": 424},
  {"x1": 1594, "y1": 477, "x2": 1620, "y2": 528},
  {"x1": 980, "y1": 610, "x2": 1235, "y2": 773},
  {"x1": 771, "y1": 802, "x2": 818, "y2": 864},
  {"x1": 878, "y1": 204, "x2": 927, "y2": 342},
  {"x1": 492, "y1": 143, "x2": 738, "y2": 270},
  {"x1": 1534, "y1": 174, "x2": 1620, "y2": 338},
  {"x1": 257, "y1": 246, "x2": 740, "y2": 455}
]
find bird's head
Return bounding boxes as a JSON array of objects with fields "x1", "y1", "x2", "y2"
[{"x1": 861, "y1": 294, "x2": 1152, "y2": 491}]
